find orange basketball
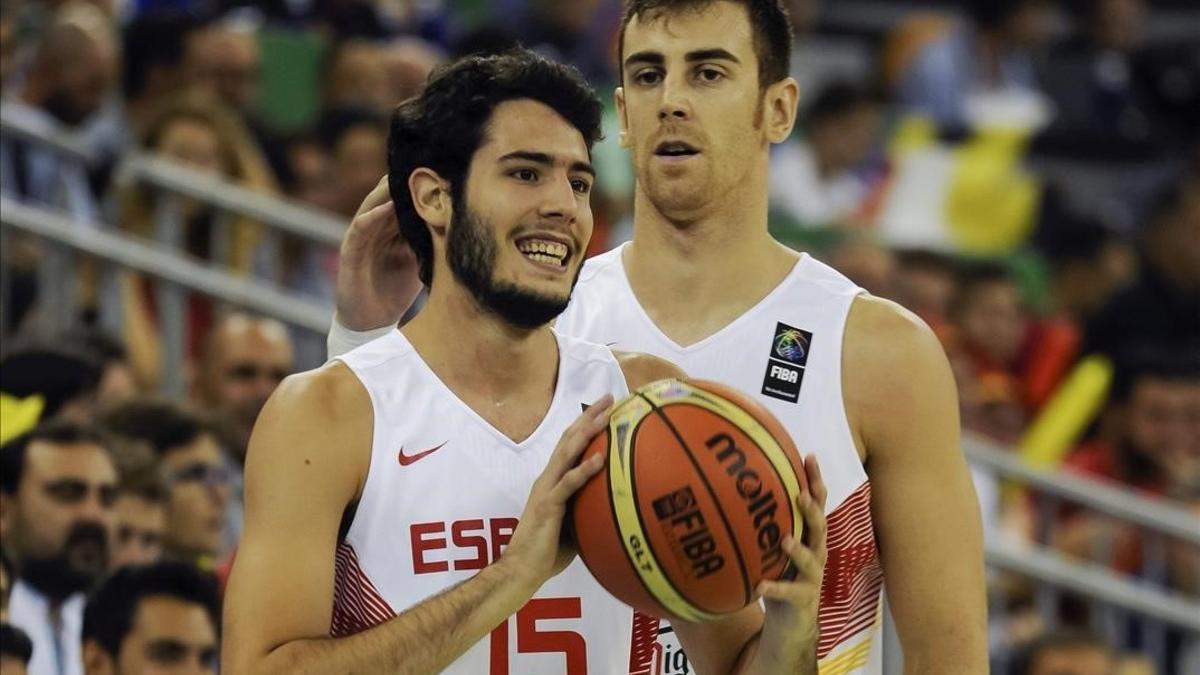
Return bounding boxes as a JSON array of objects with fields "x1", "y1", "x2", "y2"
[{"x1": 570, "y1": 378, "x2": 808, "y2": 623}]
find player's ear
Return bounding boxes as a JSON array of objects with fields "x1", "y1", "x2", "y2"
[
  {"x1": 409, "y1": 168, "x2": 450, "y2": 235},
  {"x1": 764, "y1": 76, "x2": 799, "y2": 144},
  {"x1": 615, "y1": 87, "x2": 630, "y2": 149},
  {"x1": 83, "y1": 640, "x2": 115, "y2": 675}
]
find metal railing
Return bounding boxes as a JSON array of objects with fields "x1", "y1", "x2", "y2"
[
  {"x1": 966, "y1": 435, "x2": 1199, "y2": 674},
  {"x1": 0, "y1": 198, "x2": 330, "y2": 332}
]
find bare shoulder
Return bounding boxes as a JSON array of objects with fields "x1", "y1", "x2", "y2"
[
  {"x1": 842, "y1": 296, "x2": 958, "y2": 453},
  {"x1": 844, "y1": 294, "x2": 948, "y2": 382},
  {"x1": 246, "y1": 360, "x2": 373, "y2": 499},
  {"x1": 612, "y1": 351, "x2": 687, "y2": 390}
]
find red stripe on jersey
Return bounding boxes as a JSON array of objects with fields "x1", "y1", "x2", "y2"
[
  {"x1": 816, "y1": 481, "x2": 883, "y2": 659},
  {"x1": 628, "y1": 610, "x2": 659, "y2": 674},
  {"x1": 331, "y1": 542, "x2": 396, "y2": 636}
]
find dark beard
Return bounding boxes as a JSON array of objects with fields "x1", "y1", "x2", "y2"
[
  {"x1": 18, "y1": 521, "x2": 109, "y2": 602},
  {"x1": 41, "y1": 90, "x2": 90, "y2": 127},
  {"x1": 446, "y1": 204, "x2": 580, "y2": 329}
]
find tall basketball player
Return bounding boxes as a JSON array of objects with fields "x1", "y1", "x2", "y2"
[
  {"x1": 328, "y1": 2, "x2": 989, "y2": 673},
  {"x1": 224, "y1": 51, "x2": 829, "y2": 674}
]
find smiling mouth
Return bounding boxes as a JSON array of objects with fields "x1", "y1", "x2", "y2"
[{"x1": 515, "y1": 237, "x2": 570, "y2": 268}]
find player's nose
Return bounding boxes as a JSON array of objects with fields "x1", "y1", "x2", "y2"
[{"x1": 537, "y1": 175, "x2": 579, "y2": 222}]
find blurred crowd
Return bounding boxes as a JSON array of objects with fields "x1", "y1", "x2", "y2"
[{"x1": 1, "y1": 0, "x2": 1198, "y2": 674}]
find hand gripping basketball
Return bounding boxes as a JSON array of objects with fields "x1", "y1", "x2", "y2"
[{"x1": 502, "y1": 394, "x2": 615, "y2": 593}]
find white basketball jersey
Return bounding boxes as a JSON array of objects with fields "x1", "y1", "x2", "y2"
[
  {"x1": 333, "y1": 329, "x2": 659, "y2": 674},
  {"x1": 558, "y1": 244, "x2": 884, "y2": 675}
]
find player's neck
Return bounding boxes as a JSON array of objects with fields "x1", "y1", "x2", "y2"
[
  {"x1": 404, "y1": 284, "x2": 559, "y2": 401},
  {"x1": 623, "y1": 191, "x2": 799, "y2": 346}
]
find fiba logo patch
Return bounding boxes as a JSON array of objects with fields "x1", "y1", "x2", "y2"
[
  {"x1": 773, "y1": 328, "x2": 809, "y2": 364},
  {"x1": 761, "y1": 322, "x2": 813, "y2": 403}
]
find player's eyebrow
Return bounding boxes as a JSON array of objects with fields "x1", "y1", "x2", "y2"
[
  {"x1": 623, "y1": 50, "x2": 664, "y2": 71},
  {"x1": 498, "y1": 151, "x2": 595, "y2": 178},
  {"x1": 685, "y1": 48, "x2": 740, "y2": 65}
]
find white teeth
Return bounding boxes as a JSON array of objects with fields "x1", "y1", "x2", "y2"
[{"x1": 517, "y1": 239, "x2": 568, "y2": 261}]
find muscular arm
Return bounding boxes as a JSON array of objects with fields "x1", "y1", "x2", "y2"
[
  {"x1": 615, "y1": 353, "x2": 825, "y2": 675},
  {"x1": 222, "y1": 363, "x2": 553, "y2": 675},
  {"x1": 843, "y1": 297, "x2": 988, "y2": 673}
]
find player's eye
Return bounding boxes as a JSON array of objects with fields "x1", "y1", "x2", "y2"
[
  {"x1": 697, "y1": 67, "x2": 724, "y2": 83},
  {"x1": 634, "y1": 69, "x2": 662, "y2": 86},
  {"x1": 511, "y1": 169, "x2": 538, "y2": 182},
  {"x1": 571, "y1": 179, "x2": 592, "y2": 194}
]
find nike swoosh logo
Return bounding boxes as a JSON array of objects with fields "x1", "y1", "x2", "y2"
[{"x1": 398, "y1": 442, "x2": 448, "y2": 466}]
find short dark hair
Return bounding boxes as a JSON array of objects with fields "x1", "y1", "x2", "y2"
[
  {"x1": 968, "y1": 0, "x2": 1046, "y2": 30},
  {"x1": 97, "y1": 399, "x2": 213, "y2": 460},
  {"x1": 0, "y1": 421, "x2": 113, "y2": 496},
  {"x1": 949, "y1": 260, "x2": 1016, "y2": 318},
  {"x1": 0, "y1": 623, "x2": 33, "y2": 665},
  {"x1": 317, "y1": 105, "x2": 388, "y2": 152},
  {"x1": 618, "y1": 0, "x2": 794, "y2": 88},
  {"x1": 1009, "y1": 629, "x2": 1111, "y2": 675},
  {"x1": 0, "y1": 341, "x2": 104, "y2": 421},
  {"x1": 122, "y1": 12, "x2": 201, "y2": 100},
  {"x1": 82, "y1": 562, "x2": 220, "y2": 658},
  {"x1": 803, "y1": 81, "x2": 882, "y2": 129},
  {"x1": 387, "y1": 49, "x2": 603, "y2": 286}
]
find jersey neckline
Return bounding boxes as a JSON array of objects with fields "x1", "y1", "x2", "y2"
[
  {"x1": 608, "y1": 242, "x2": 811, "y2": 354},
  {"x1": 391, "y1": 329, "x2": 570, "y2": 451}
]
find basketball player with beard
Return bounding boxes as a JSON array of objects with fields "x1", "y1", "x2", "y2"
[
  {"x1": 329, "y1": 2, "x2": 989, "y2": 672},
  {"x1": 224, "y1": 50, "x2": 828, "y2": 674}
]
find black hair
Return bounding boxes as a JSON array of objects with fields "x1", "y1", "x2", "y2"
[
  {"x1": 968, "y1": 0, "x2": 1046, "y2": 30},
  {"x1": 618, "y1": 0, "x2": 794, "y2": 88},
  {"x1": 317, "y1": 105, "x2": 389, "y2": 152},
  {"x1": 0, "y1": 623, "x2": 33, "y2": 665},
  {"x1": 0, "y1": 341, "x2": 104, "y2": 420},
  {"x1": 0, "y1": 421, "x2": 113, "y2": 496},
  {"x1": 386, "y1": 49, "x2": 603, "y2": 286},
  {"x1": 96, "y1": 399, "x2": 213, "y2": 460},
  {"x1": 1108, "y1": 346, "x2": 1200, "y2": 405},
  {"x1": 949, "y1": 260, "x2": 1015, "y2": 318},
  {"x1": 122, "y1": 12, "x2": 202, "y2": 100},
  {"x1": 1041, "y1": 218, "x2": 1119, "y2": 266},
  {"x1": 82, "y1": 562, "x2": 220, "y2": 658},
  {"x1": 803, "y1": 81, "x2": 882, "y2": 129}
]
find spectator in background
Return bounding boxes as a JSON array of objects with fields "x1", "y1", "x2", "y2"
[
  {"x1": 894, "y1": 248, "x2": 958, "y2": 335},
  {"x1": 826, "y1": 232, "x2": 896, "y2": 299},
  {"x1": 947, "y1": 262, "x2": 1029, "y2": 444},
  {"x1": 115, "y1": 90, "x2": 279, "y2": 388},
  {"x1": 1, "y1": 623, "x2": 34, "y2": 675},
  {"x1": 0, "y1": 422, "x2": 118, "y2": 675},
  {"x1": 769, "y1": 81, "x2": 885, "y2": 230},
  {"x1": 1039, "y1": 0, "x2": 1175, "y2": 155},
  {"x1": 782, "y1": 0, "x2": 873, "y2": 108},
  {"x1": 1008, "y1": 629, "x2": 1117, "y2": 675},
  {"x1": 106, "y1": 442, "x2": 167, "y2": 571},
  {"x1": 321, "y1": 39, "x2": 390, "y2": 114},
  {"x1": 0, "y1": 1, "x2": 116, "y2": 213},
  {"x1": 1, "y1": 339, "x2": 107, "y2": 425},
  {"x1": 1055, "y1": 352, "x2": 1200, "y2": 605},
  {"x1": 1041, "y1": 219, "x2": 1135, "y2": 325},
  {"x1": 1087, "y1": 177, "x2": 1200, "y2": 360},
  {"x1": 81, "y1": 562, "x2": 219, "y2": 675},
  {"x1": 314, "y1": 106, "x2": 388, "y2": 218},
  {"x1": 380, "y1": 36, "x2": 442, "y2": 106},
  {"x1": 895, "y1": 0, "x2": 1055, "y2": 131},
  {"x1": 185, "y1": 19, "x2": 261, "y2": 123},
  {"x1": 120, "y1": 12, "x2": 201, "y2": 137},
  {"x1": 97, "y1": 400, "x2": 231, "y2": 566},
  {"x1": 191, "y1": 313, "x2": 293, "y2": 464},
  {"x1": 510, "y1": 0, "x2": 612, "y2": 85}
]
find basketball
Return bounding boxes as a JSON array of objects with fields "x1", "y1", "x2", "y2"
[{"x1": 570, "y1": 378, "x2": 809, "y2": 623}]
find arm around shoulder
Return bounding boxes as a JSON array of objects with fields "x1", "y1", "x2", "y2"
[{"x1": 843, "y1": 296, "x2": 988, "y2": 674}]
